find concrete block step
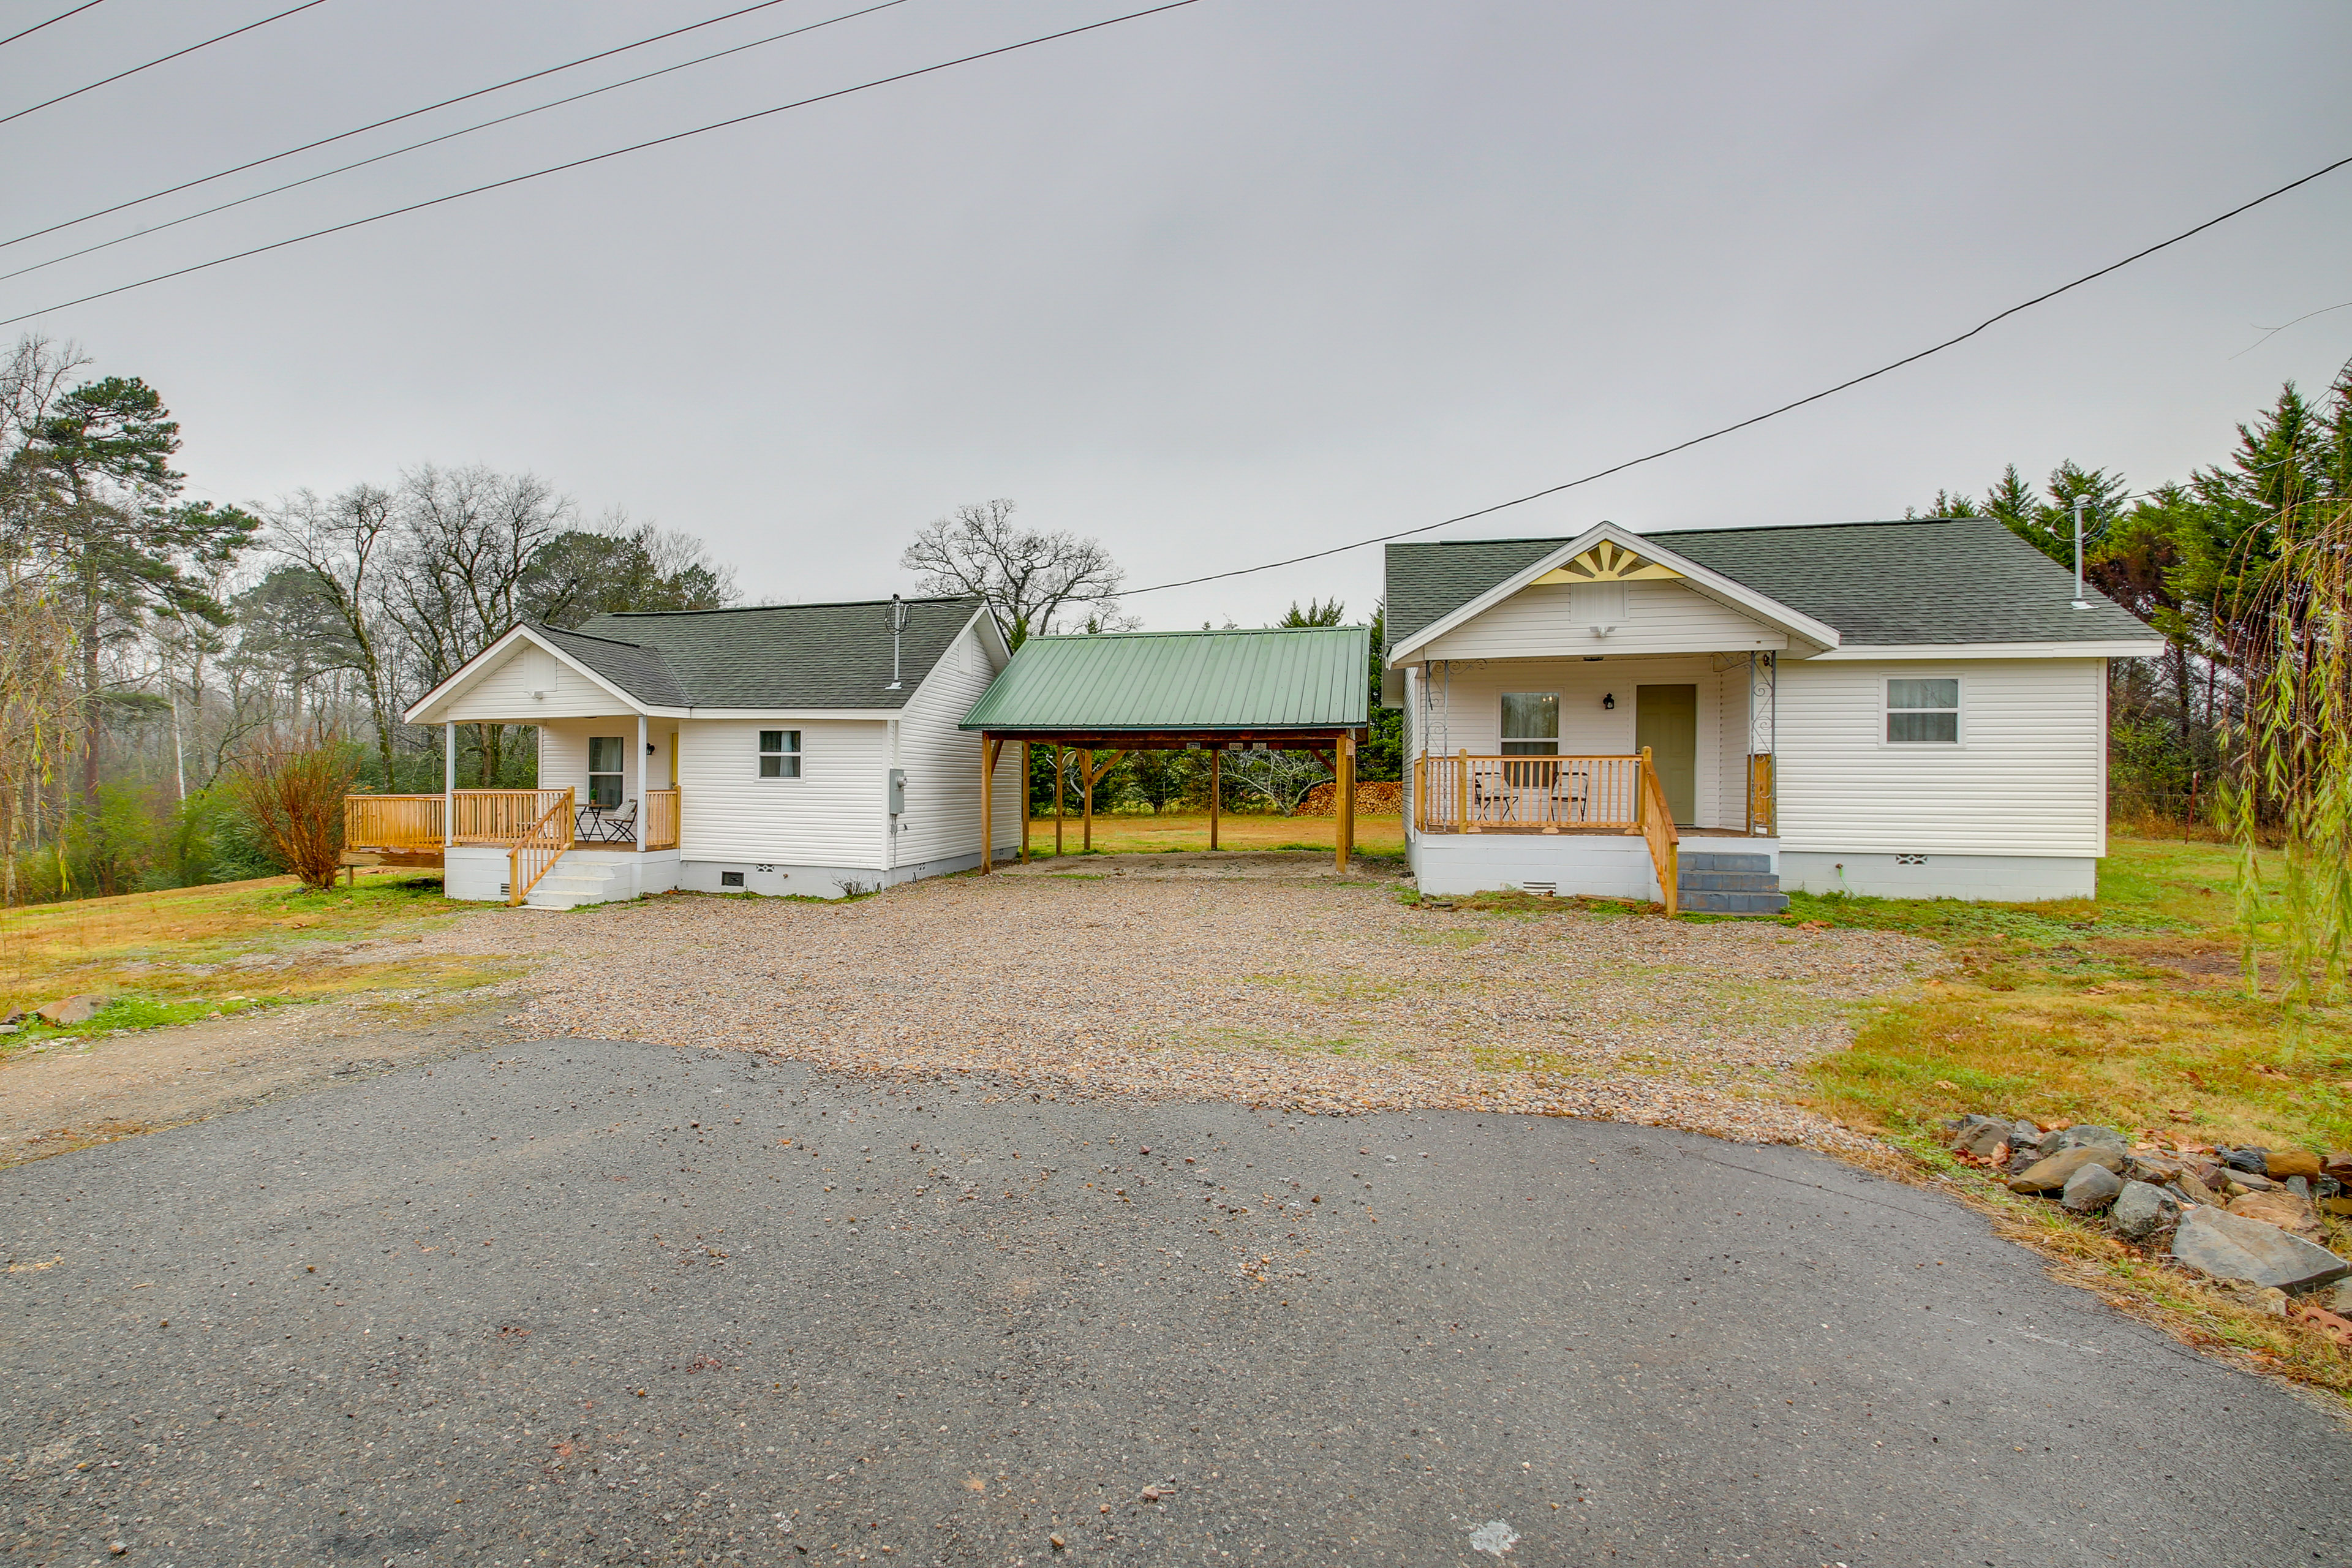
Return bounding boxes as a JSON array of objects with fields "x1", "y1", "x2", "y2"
[
  {"x1": 1679, "y1": 870, "x2": 1781, "y2": 893},
  {"x1": 1680, "y1": 889, "x2": 1790, "y2": 915},
  {"x1": 1679, "y1": 852, "x2": 1773, "y2": 873}
]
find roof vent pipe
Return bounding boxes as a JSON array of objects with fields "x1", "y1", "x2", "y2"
[
  {"x1": 886, "y1": 594, "x2": 910, "y2": 690},
  {"x1": 2070, "y1": 494, "x2": 2092, "y2": 611}
]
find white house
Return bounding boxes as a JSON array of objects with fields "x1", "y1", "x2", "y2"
[
  {"x1": 1385, "y1": 517, "x2": 2164, "y2": 908},
  {"x1": 358, "y1": 595, "x2": 1024, "y2": 906}
]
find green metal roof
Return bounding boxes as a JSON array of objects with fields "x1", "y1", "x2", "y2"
[
  {"x1": 1385, "y1": 517, "x2": 2157, "y2": 652},
  {"x1": 960, "y1": 626, "x2": 1370, "y2": 733}
]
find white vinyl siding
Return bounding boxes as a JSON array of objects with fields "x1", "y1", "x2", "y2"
[
  {"x1": 1774, "y1": 658, "x2": 2106, "y2": 857},
  {"x1": 1406, "y1": 655, "x2": 1747, "y2": 831},
  {"x1": 537, "y1": 718, "x2": 671, "y2": 804},
  {"x1": 440, "y1": 639, "x2": 640, "y2": 720},
  {"x1": 1417, "y1": 579, "x2": 1785, "y2": 662},
  {"x1": 677, "y1": 718, "x2": 887, "y2": 867},
  {"x1": 895, "y1": 617, "x2": 1018, "y2": 867}
]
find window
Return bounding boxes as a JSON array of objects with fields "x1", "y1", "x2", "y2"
[
  {"x1": 758, "y1": 729, "x2": 802, "y2": 778},
  {"x1": 1500, "y1": 693, "x2": 1559, "y2": 756},
  {"x1": 1887, "y1": 678, "x2": 1959, "y2": 743},
  {"x1": 587, "y1": 736, "x2": 625, "y2": 807}
]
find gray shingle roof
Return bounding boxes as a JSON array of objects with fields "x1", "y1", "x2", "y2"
[
  {"x1": 1385, "y1": 518, "x2": 2155, "y2": 652},
  {"x1": 556, "y1": 595, "x2": 982, "y2": 709}
]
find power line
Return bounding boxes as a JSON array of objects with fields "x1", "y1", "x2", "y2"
[
  {"x1": 0, "y1": 0, "x2": 110, "y2": 51},
  {"x1": 0, "y1": 0, "x2": 911, "y2": 287},
  {"x1": 1121, "y1": 151, "x2": 2352, "y2": 597},
  {"x1": 1, "y1": 0, "x2": 848, "y2": 254},
  {"x1": 0, "y1": 0, "x2": 1205, "y2": 330},
  {"x1": 0, "y1": 0, "x2": 330, "y2": 128}
]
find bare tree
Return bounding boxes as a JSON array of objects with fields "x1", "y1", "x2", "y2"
[
  {"x1": 269, "y1": 484, "x2": 402, "y2": 786},
  {"x1": 0, "y1": 565, "x2": 75, "y2": 905},
  {"x1": 900, "y1": 499, "x2": 1126, "y2": 647},
  {"x1": 1223, "y1": 748, "x2": 1334, "y2": 816},
  {"x1": 385, "y1": 464, "x2": 572, "y2": 784}
]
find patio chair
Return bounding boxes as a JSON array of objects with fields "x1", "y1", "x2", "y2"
[{"x1": 576, "y1": 797, "x2": 638, "y2": 843}]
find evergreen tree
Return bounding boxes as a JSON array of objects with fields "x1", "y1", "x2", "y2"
[{"x1": 3, "y1": 375, "x2": 257, "y2": 803}]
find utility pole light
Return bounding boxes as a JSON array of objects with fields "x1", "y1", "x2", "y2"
[{"x1": 2070, "y1": 493, "x2": 2092, "y2": 610}]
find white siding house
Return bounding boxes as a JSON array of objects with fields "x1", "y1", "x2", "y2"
[
  {"x1": 389, "y1": 595, "x2": 1022, "y2": 905},
  {"x1": 1386, "y1": 519, "x2": 2162, "y2": 907}
]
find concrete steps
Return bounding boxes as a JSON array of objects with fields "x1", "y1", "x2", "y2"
[
  {"x1": 524, "y1": 854, "x2": 625, "y2": 910},
  {"x1": 1677, "y1": 850, "x2": 1787, "y2": 915}
]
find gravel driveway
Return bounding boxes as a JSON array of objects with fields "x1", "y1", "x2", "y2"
[{"x1": 421, "y1": 859, "x2": 1935, "y2": 1147}]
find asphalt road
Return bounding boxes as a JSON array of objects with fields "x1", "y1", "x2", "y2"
[{"x1": 2, "y1": 1038, "x2": 2345, "y2": 1568}]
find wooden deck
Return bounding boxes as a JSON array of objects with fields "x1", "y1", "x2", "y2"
[{"x1": 345, "y1": 790, "x2": 680, "y2": 905}]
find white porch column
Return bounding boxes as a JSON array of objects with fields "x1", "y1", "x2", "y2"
[
  {"x1": 442, "y1": 722, "x2": 456, "y2": 845},
  {"x1": 635, "y1": 714, "x2": 647, "y2": 851}
]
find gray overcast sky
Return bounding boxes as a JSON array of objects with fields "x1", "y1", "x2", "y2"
[{"x1": 6, "y1": 0, "x2": 2350, "y2": 629}]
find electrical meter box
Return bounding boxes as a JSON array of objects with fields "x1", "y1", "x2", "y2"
[{"x1": 887, "y1": 768, "x2": 906, "y2": 815}]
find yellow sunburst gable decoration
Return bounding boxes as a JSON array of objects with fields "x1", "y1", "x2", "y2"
[{"x1": 1530, "y1": 540, "x2": 1681, "y2": 585}]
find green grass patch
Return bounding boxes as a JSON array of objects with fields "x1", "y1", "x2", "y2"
[{"x1": 1795, "y1": 835, "x2": 2349, "y2": 1158}]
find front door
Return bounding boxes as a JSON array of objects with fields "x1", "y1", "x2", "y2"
[{"x1": 1635, "y1": 684, "x2": 1697, "y2": 826}]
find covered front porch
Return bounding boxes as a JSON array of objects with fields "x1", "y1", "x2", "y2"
[
  {"x1": 1403, "y1": 650, "x2": 1782, "y2": 914},
  {"x1": 344, "y1": 716, "x2": 682, "y2": 907}
]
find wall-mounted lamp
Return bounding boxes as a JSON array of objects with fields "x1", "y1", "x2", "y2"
[
  {"x1": 1602, "y1": 693, "x2": 1616, "y2": 710},
  {"x1": 646, "y1": 742, "x2": 657, "y2": 755}
]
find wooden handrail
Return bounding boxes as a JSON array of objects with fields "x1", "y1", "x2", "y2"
[
  {"x1": 507, "y1": 788, "x2": 575, "y2": 907},
  {"x1": 1637, "y1": 745, "x2": 1680, "y2": 916},
  {"x1": 644, "y1": 788, "x2": 680, "y2": 851}
]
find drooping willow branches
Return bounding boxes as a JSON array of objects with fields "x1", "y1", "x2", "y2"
[{"x1": 2226, "y1": 496, "x2": 2352, "y2": 1002}]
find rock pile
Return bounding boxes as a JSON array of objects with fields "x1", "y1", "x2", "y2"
[{"x1": 1942, "y1": 1114, "x2": 2352, "y2": 1338}]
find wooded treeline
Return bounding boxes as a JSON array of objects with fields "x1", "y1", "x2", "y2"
[
  {"x1": 1919, "y1": 364, "x2": 2352, "y2": 828},
  {"x1": 0, "y1": 335, "x2": 734, "y2": 902}
]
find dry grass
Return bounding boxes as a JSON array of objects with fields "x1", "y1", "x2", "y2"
[
  {"x1": 1793, "y1": 837, "x2": 2347, "y2": 1156},
  {"x1": 1021, "y1": 810, "x2": 1406, "y2": 858},
  {"x1": 0, "y1": 870, "x2": 503, "y2": 1047}
]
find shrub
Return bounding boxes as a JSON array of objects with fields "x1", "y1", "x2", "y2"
[{"x1": 228, "y1": 741, "x2": 361, "y2": 891}]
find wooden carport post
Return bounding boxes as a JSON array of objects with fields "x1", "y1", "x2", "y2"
[
  {"x1": 978, "y1": 730, "x2": 992, "y2": 873},
  {"x1": 1054, "y1": 747, "x2": 1066, "y2": 856},
  {"x1": 1208, "y1": 748, "x2": 1221, "y2": 850},
  {"x1": 1335, "y1": 730, "x2": 1355, "y2": 873},
  {"x1": 1019, "y1": 741, "x2": 1031, "y2": 863}
]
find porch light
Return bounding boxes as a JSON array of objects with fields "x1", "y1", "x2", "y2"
[{"x1": 1602, "y1": 693, "x2": 1616, "y2": 710}]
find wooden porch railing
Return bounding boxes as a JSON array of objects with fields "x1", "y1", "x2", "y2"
[
  {"x1": 1412, "y1": 753, "x2": 1647, "y2": 833},
  {"x1": 345, "y1": 793, "x2": 444, "y2": 850},
  {"x1": 645, "y1": 788, "x2": 680, "y2": 851},
  {"x1": 1411, "y1": 750, "x2": 1680, "y2": 914},
  {"x1": 451, "y1": 788, "x2": 573, "y2": 845},
  {"x1": 507, "y1": 788, "x2": 575, "y2": 907}
]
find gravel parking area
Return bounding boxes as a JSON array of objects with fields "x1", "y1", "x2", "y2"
[{"x1": 423, "y1": 859, "x2": 1936, "y2": 1148}]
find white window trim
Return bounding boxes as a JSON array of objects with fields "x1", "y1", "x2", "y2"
[
  {"x1": 757, "y1": 728, "x2": 804, "y2": 780},
  {"x1": 1500, "y1": 691, "x2": 1562, "y2": 756},
  {"x1": 587, "y1": 734, "x2": 627, "y2": 805},
  {"x1": 1880, "y1": 674, "x2": 1964, "y2": 748}
]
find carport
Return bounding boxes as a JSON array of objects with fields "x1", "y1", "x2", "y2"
[{"x1": 960, "y1": 625, "x2": 1372, "y2": 872}]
